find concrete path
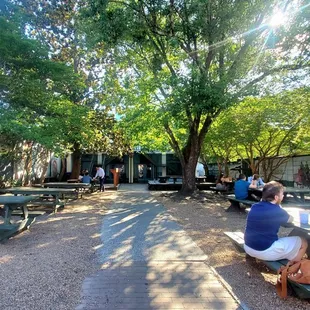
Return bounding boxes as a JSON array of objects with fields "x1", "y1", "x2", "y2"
[{"x1": 76, "y1": 184, "x2": 244, "y2": 310}]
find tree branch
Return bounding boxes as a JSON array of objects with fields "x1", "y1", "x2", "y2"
[
  {"x1": 239, "y1": 63, "x2": 309, "y2": 96},
  {"x1": 164, "y1": 121, "x2": 184, "y2": 165}
]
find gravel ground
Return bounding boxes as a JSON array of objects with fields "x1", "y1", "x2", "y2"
[
  {"x1": 151, "y1": 190, "x2": 310, "y2": 310},
  {"x1": 1, "y1": 187, "x2": 310, "y2": 310},
  {"x1": 0, "y1": 191, "x2": 115, "y2": 310}
]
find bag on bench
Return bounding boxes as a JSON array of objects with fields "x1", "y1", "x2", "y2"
[{"x1": 276, "y1": 259, "x2": 310, "y2": 298}]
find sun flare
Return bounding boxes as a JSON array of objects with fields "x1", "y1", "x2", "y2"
[{"x1": 269, "y1": 10, "x2": 286, "y2": 27}]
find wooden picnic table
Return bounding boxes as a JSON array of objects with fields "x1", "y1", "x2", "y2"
[
  {"x1": 195, "y1": 176, "x2": 206, "y2": 183},
  {"x1": 282, "y1": 208, "x2": 310, "y2": 258},
  {"x1": 43, "y1": 182, "x2": 91, "y2": 197},
  {"x1": 0, "y1": 187, "x2": 76, "y2": 212},
  {"x1": 249, "y1": 186, "x2": 310, "y2": 204},
  {"x1": 67, "y1": 179, "x2": 79, "y2": 183},
  {"x1": 43, "y1": 182, "x2": 91, "y2": 190},
  {"x1": 284, "y1": 208, "x2": 310, "y2": 231},
  {"x1": 0, "y1": 195, "x2": 38, "y2": 240},
  {"x1": 223, "y1": 181, "x2": 235, "y2": 191}
]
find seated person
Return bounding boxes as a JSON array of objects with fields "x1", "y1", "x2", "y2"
[
  {"x1": 78, "y1": 169, "x2": 85, "y2": 182},
  {"x1": 244, "y1": 181, "x2": 308, "y2": 261},
  {"x1": 248, "y1": 174, "x2": 265, "y2": 187},
  {"x1": 234, "y1": 174, "x2": 256, "y2": 200},
  {"x1": 215, "y1": 173, "x2": 226, "y2": 190},
  {"x1": 221, "y1": 175, "x2": 232, "y2": 183},
  {"x1": 81, "y1": 171, "x2": 92, "y2": 184}
]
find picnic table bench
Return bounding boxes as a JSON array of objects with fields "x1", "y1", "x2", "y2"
[
  {"x1": 0, "y1": 195, "x2": 38, "y2": 241},
  {"x1": 43, "y1": 182, "x2": 91, "y2": 198},
  {"x1": 158, "y1": 175, "x2": 182, "y2": 184},
  {"x1": 224, "y1": 231, "x2": 310, "y2": 299},
  {"x1": 0, "y1": 187, "x2": 76, "y2": 213},
  {"x1": 225, "y1": 195, "x2": 256, "y2": 212},
  {"x1": 210, "y1": 187, "x2": 233, "y2": 194}
]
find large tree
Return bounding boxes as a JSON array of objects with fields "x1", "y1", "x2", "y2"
[
  {"x1": 0, "y1": 5, "x2": 87, "y2": 184},
  {"x1": 1, "y1": 1, "x2": 129, "y2": 180},
  {"x1": 84, "y1": 0, "x2": 310, "y2": 194},
  {"x1": 203, "y1": 87, "x2": 310, "y2": 181},
  {"x1": 13, "y1": 0, "x2": 129, "y2": 178}
]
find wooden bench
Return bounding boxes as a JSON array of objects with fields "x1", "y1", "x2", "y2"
[
  {"x1": 226, "y1": 195, "x2": 256, "y2": 212},
  {"x1": 224, "y1": 231, "x2": 310, "y2": 299}
]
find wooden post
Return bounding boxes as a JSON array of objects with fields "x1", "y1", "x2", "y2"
[{"x1": 110, "y1": 168, "x2": 120, "y2": 187}]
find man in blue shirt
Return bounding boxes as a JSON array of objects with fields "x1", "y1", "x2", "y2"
[
  {"x1": 244, "y1": 181, "x2": 308, "y2": 261},
  {"x1": 81, "y1": 171, "x2": 92, "y2": 184},
  {"x1": 235, "y1": 174, "x2": 254, "y2": 200}
]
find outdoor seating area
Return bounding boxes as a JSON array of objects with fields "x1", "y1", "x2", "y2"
[
  {"x1": 224, "y1": 231, "x2": 310, "y2": 299},
  {"x1": 2, "y1": 181, "x2": 310, "y2": 308},
  {"x1": 0, "y1": 174, "x2": 121, "y2": 241},
  {"x1": 0, "y1": 195, "x2": 38, "y2": 241},
  {"x1": 148, "y1": 178, "x2": 216, "y2": 191},
  {"x1": 0, "y1": 186, "x2": 77, "y2": 240},
  {"x1": 1, "y1": 1, "x2": 310, "y2": 308},
  {"x1": 147, "y1": 173, "x2": 310, "y2": 302}
]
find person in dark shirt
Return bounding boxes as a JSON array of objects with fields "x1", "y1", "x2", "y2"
[
  {"x1": 244, "y1": 181, "x2": 308, "y2": 261},
  {"x1": 215, "y1": 173, "x2": 226, "y2": 190},
  {"x1": 81, "y1": 171, "x2": 92, "y2": 184}
]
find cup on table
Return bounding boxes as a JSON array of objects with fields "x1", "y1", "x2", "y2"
[{"x1": 299, "y1": 211, "x2": 309, "y2": 225}]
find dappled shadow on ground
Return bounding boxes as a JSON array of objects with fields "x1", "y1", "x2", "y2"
[
  {"x1": 153, "y1": 190, "x2": 310, "y2": 310},
  {"x1": 0, "y1": 191, "x2": 115, "y2": 310},
  {"x1": 78, "y1": 261, "x2": 240, "y2": 310},
  {"x1": 78, "y1": 188, "x2": 239, "y2": 309}
]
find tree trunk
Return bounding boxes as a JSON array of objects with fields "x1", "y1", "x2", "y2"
[
  {"x1": 58, "y1": 158, "x2": 66, "y2": 181},
  {"x1": 180, "y1": 157, "x2": 199, "y2": 195},
  {"x1": 36, "y1": 147, "x2": 49, "y2": 184},
  {"x1": 71, "y1": 143, "x2": 82, "y2": 179},
  {"x1": 165, "y1": 114, "x2": 214, "y2": 195},
  {"x1": 22, "y1": 141, "x2": 33, "y2": 186},
  {"x1": 179, "y1": 134, "x2": 201, "y2": 195}
]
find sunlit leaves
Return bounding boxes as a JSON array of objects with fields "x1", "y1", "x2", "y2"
[{"x1": 204, "y1": 87, "x2": 310, "y2": 177}]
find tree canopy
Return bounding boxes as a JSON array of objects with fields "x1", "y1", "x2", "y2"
[
  {"x1": 82, "y1": 0, "x2": 310, "y2": 193},
  {"x1": 202, "y1": 87, "x2": 310, "y2": 180}
]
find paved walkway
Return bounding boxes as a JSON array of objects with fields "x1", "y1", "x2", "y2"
[{"x1": 76, "y1": 184, "x2": 244, "y2": 310}]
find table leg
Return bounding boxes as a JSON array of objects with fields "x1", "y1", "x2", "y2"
[
  {"x1": 21, "y1": 205, "x2": 29, "y2": 220},
  {"x1": 300, "y1": 193, "x2": 305, "y2": 203},
  {"x1": 4, "y1": 204, "x2": 12, "y2": 225},
  {"x1": 286, "y1": 193, "x2": 304, "y2": 204},
  {"x1": 55, "y1": 194, "x2": 60, "y2": 213}
]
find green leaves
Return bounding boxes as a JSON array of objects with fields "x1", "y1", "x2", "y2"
[
  {"x1": 204, "y1": 87, "x2": 310, "y2": 178},
  {"x1": 0, "y1": 1, "x2": 129, "y2": 158}
]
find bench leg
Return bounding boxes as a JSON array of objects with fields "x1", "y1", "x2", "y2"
[{"x1": 225, "y1": 201, "x2": 245, "y2": 212}]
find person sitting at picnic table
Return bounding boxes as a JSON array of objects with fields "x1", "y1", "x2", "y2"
[
  {"x1": 234, "y1": 174, "x2": 257, "y2": 200},
  {"x1": 78, "y1": 170, "x2": 85, "y2": 182},
  {"x1": 248, "y1": 174, "x2": 265, "y2": 187},
  {"x1": 81, "y1": 171, "x2": 92, "y2": 184},
  {"x1": 244, "y1": 181, "x2": 308, "y2": 261},
  {"x1": 221, "y1": 175, "x2": 232, "y2": 183},
  {"x1": 93, "y1": 165, "x2": 105, "y2": 192},
  {"x1": 215, "y1": 173, "x2": 226, "y2": 190}
]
